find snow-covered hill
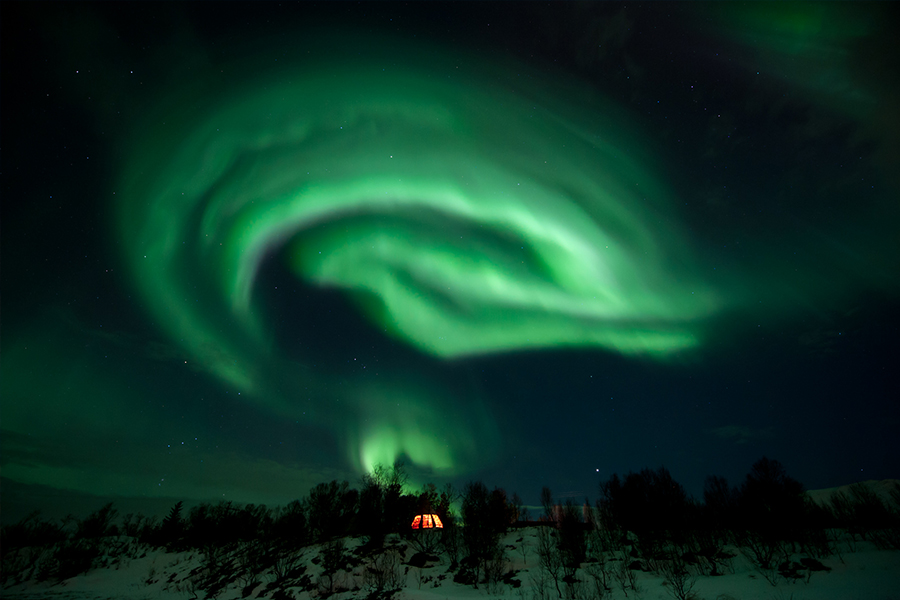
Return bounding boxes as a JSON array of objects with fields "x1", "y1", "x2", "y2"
[{"x1": 3, "y1": 525, "x2": 899, "y2": 600}]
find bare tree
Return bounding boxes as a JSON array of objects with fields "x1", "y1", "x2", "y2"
[
  {"x1": 583, "y1": 563, "x2": 610, "y2": 600},
  {"x1": 362, "y1": 549, "x2": 404, "y2": 592},
  {"x1": 511, "y1": 492, "x2": 525, "y2": 524},
  {"x1": 236, "y1": 540, "x2": 264, "y2": 588},
  {"x1": 527, "y1": 564, "x2": 551, "y2": 600},
  {"x1": 442, "y1": 523, "x2": 461, "y2": 566},
  {"x1": 613, "y1": 553, "x2": 640, "y2": 598},
  {"x1": 317, "y1": 538, "x2": 348, "y2": 594},
  {"x1": 462, "y1": 481, "x2": 503, "y2": 589},
  {"x1": 660, "y1": 554, "x2": 697, "y2": 600},
  {"x1": 541, "y1": 487, "x2": 556, "y2": 523},
  {"x1": 559, "y1": 499, "x2": 586, "y2": 582},
  {"x1": 271, "y1": 547, "x2": 301, "y2": 582},
  {"x1": 484, "y1": 544, "x2": 508, "y2": 596},
  {"x1": 518, "y1": 534, "x2": 531, "y2": 566},
  {"x1": 537, "y1": 527, "x2": 563, "y2": 598}
]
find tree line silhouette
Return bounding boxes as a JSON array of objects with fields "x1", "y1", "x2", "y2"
[{"x1": 2, "y1": 457, "x2": 899, "y2": 599}]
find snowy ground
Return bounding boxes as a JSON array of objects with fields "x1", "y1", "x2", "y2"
[{"x1": 3, "y1": 526, "x2": 899, "y2": 600}]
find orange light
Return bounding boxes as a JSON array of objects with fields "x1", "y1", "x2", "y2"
[{"x1": 410, "y1": 513, "x2": 444, "y2": 529}]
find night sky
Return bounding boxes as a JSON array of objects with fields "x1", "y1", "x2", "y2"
[{"x1": 2, "y1": 2, "x2": 899, "y2": 523}]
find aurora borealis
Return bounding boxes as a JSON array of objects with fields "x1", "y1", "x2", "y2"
[
  {"x1": 117, "y1": 33, "x2": 719, "y2": 475},
  {"x1": 2, "y1": 2, "x2": 899, "y2": 521}
]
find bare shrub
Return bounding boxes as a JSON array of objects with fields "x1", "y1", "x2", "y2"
[
  {"x1": 660, "y1": 554, "x2": 697, "y2": 600},
  {"x1": 518, "y1": 534, "x2": 531, "y2": 566},
  {"x1": 271, "y1": 546, "x2": 302, "y2": 582},
  {"x1": 484, "y1": 543, "x2": 508, "y2": 596},
  {"x1": 236, "y1": 540, "x2": 265, "y2": 587},
  {"x1": 613, "y1": 555, "x2": 641, "y2": 598},
  {"x1": 410, "y1": 528, "x2": 442, "y2": 555},
  {"x1": 442, "y1": 523, "x2": 462, "y2": 566},
  {"x1": 583, "y1": 563, "x2": 611, "y2": 599},
  {"x1": 363, "y1": 548, "x2": 404, "y2": 592},
  {"x1": 527, "y1": 565, "x2": 551, "y2": 600},
  {"x1": 317, "y1": 538, "x2": 350, "y2": 595},
  {"x1": 537, "y1": 527, "x2": 563, "y2": 598}
]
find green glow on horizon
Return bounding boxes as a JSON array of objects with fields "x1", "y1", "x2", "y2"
[{"x1": 117, "y1": 34, "x2": 719, "y2": 475}]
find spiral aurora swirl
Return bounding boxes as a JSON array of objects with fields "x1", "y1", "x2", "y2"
[{"x1": 117, "y1": 34, "x2": 719, "y2": 475}]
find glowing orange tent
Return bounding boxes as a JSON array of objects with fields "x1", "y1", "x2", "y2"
[{"x1": 410, "y1": 513, "x2": 444, "y2": 529}]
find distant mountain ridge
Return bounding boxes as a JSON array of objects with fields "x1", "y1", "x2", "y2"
[{"x1": 806, "y1": 479, "x2": 900, "y2": 507}]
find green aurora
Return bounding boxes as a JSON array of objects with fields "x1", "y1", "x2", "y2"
[{"x1": 117, "y1": 35, "x2": 719, "y2": 475}]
